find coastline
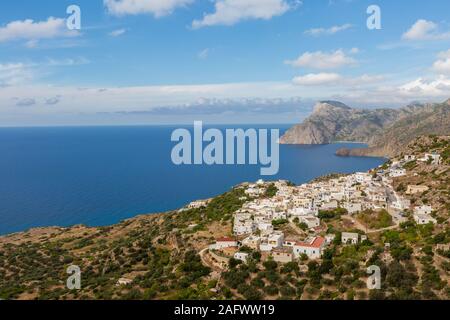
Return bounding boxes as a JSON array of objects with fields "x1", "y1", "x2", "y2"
[{"x1": 0, "y1": 159, "x2": 388, "y2": 239}]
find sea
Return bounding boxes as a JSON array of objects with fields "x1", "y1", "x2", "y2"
[{"x1": 0, "y1": 125, "x2": 385, "y2": 235}]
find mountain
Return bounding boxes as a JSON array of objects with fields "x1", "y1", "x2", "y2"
[
  {"x1": 280, "y1": 99, "x2": 450, "y2": 157},
  {"x1": 336, "y1": 101, "x2": 450, "y2": 157},
  {"x1": 279, "y1": 101, "x2": 403, "y2": 145}
]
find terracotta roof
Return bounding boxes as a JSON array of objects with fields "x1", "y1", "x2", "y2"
[{"x1": 295, "y1": 237, "x2": 325, "y2": 248}]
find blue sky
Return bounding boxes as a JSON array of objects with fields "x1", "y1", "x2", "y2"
[{"x1": 1, "y1": 0, "x2": 450, "y2": 126}]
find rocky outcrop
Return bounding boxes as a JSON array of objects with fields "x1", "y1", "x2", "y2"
[
  {"x1": 279, "y1": 101, "x2": 402, "y2": 145},
  {"x1": 336, "y1": 102, "x2": 450, "y2": 157},
  {"x1": 281, "y1": 99, "x2": 450, "y2": 158}
]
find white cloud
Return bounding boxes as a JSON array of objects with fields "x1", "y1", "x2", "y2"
[
  {"x1": 104, "y1": 0, "x2": 193, "y2": 18},
  {"x1": 0, "y1": 63, "x2": 34, "y2": 87},
  {"x1": 1, "y1": 74, "x2": 449, "y2": 125},
  {"x1": 285, "y1": 49, "x2": 357, "y2": 70},
  {"x1": 291, "y1": 73, "x2": 385, "y2": 87},
  {"x1": 109, "y1": 28, "x2": 127, "y2": 37},
  {"x1": 292, "y1": 73, "x2": 341, "y2": 86},
  {"x1": 432, "y1": 49, "x2": 450, "y2": 75},
  {"x1": 0, "y1": 17, "x2": 78, "y2": 43},
  {"x1": 192, "y1": 0, "x2": 297, "y2": 29},
  {"x1": 0, "y1": 58, "x2": 90, "y2": 88},
  {"x1": 304, "y1": 23, "x2": 352, "y2": 36},
  {"x1": 45, "y1": 57, "x2": 90, "y2": 67},
  {"x1": 349, "y1": 74, "x2": 385, "y2": 85},
  {"x1": 402, "y1": 19, "x2": 450, "y2": 41},
  {"x1": 399, "y1": 76, "x2": 450, "y2": 97}
]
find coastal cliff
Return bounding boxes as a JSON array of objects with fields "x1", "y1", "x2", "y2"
[
  {"x1": 280, "y1": 99, "x2": 450, "y2": 158},
  {"x1": 279, "y1": 101, "x2": 402, "y2": 145}
]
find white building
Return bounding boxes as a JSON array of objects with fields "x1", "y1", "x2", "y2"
[
  {"x1": 291, "y1": 197, "x2": 314, "y2": 208},
  {"x1": 391, "y1": 197, "x2": 411, "y2": 211},
  {"x1": 419, "y1": 153, "x2": 442, "y2": 165},
  {"x1": 414, "y1": 205, "x2": 433, "y2": 215},
  {"x1": 389, "y1": 168, "x2": 406, "y2": 178},
  {"x1": 233, "y1": 220, "x2": 256, "y2": 236},
  {"x1": 288, "y1": 207, "x2": 318, "y2": 217},
  {"x1": 267, "y1": 232, "x2": 284, "y2": 249},
  {"x1": 257, "y1": 222, "x2": 274, "y2": 235},
  {"x1": 343, "y1": 202, "x2": 362, "y2": 214},
  {"x1": 355, "y1": 172, "x2": 372, "y2": 184},
  {"x1": 293, "y1": 237, "x2": 326, "y2": 259},
  {"x1": 186, "y1": 200, "x2": 209, "y2": 209},
  {"x1": 211, "y1": 237, "x2": 238, "y2": 250},
  {"x1": 342, "y1": 232, "x2": 359, "y2": 245},
  {"x1": 369, "y1": 191, "x2": 387, "y2": 203},
  {"x1": 234, "y1": 252, "x2": 249, "y2": 263},
  {"x1": 245, "y1": 186, "x2": 264, "y2": 196},
  {"x1": 272, "y1": 211, "x2": 287, "y2": 220},
  {"x1": 414, "y1": 214, "x2": 437, "y2": 225},
  {"x1": 321, "y1": 200, "x2": 339, "y2": 210}
]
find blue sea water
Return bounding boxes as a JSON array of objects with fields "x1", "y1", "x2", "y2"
[{"x1": 0, "y1": 125, "x2": 385, "y2": 235}]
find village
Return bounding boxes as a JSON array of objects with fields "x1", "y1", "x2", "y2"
[{"x1": 205, "y1": 151, "x2": 443, "y2": 267}]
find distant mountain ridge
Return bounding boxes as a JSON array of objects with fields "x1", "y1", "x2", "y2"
[{"x1": 280, "y1": 99, "x2": 450, "y2": 157}]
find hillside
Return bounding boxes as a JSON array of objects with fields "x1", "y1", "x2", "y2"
[
  {"x1": 280, "y1": 99, "x2": 450, "y2": 158},
  {"x1": 0, "y1": 136, "x2": 449, "y2": 301},
  {"x1": 280, "y1": 101, "x2": 406, "y2": 145}
]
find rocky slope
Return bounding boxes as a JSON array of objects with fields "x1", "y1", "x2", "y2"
[
  {"x1": 336, "y1": 100, "x2": 450, "y2": 157},
  {"x1": 281, "y1": 99, "x2": 450, "y2": 158},
  {"x1": 280, "y1": 101, "x2": 404, "y2": 145}
]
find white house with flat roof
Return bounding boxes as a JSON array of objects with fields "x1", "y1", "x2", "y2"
[
  {"x1": 414, "y1": 214, "x2": 437, "y2": 225},
  {"x1": 267, "y1": 232, "x2": 284, "y2": 249},
  {"x1": 288, "y1": 207, "x2": 318, "y2": 217},
  {"x1": 419, "y1": 153, "x2": 441, "y2": 165},
  {"x1": 415, "y1": 205, "x2": 433, "y2": 215},
  {"x1": 342, "y1": 232, "x2": 359, "y2": 245},
  {"x1": 343, "y1": 202, "x2": 362, "y2": 214},
  {"x1": 320, "y1": 200, "x2": 339, "y2": 210},
  {"x1": 389, "y1": 168, "x2": 406, "y2": 178},
  {"x1": 234, "y1": 252, "x2": 249, "y2": 263}
]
